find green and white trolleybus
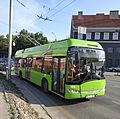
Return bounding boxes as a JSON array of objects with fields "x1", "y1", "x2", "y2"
[{"x1": 15, "y1": 38, "x2": 106, "y2": 99}]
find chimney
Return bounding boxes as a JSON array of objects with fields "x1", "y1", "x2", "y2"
[
  {"x1": 109, "y1": 10, "x2": 119, "y2": 19},
  {"x1": 78, "y1": 11, "x2": 83, "y2": 19}
]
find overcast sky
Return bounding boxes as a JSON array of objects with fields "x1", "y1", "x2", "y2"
[{"x1": 0, "y1": 0, "x2": 120, "y2": 41}]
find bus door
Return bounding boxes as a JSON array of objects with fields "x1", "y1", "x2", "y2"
[
  {"x1": 26, "y1": 58, "x2": 32, "y2": 80},
  {"x1": 52, "y1": 58, "x2": 65, "y2": 94}
]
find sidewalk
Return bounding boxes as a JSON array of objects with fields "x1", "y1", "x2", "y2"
[
  {"x1": 0, "y1": 72, "x2": 51, "y2": 119},
  {"x1": 0, "y1": 75, "x2": 10, "y2": 119}
]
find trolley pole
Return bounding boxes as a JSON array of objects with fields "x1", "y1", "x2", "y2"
[{"x1": 7, "y1": 0, "x2": 13, "y2": 80}]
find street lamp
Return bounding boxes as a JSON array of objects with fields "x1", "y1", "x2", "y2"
[
  {"x1": 13, "y1": 42, "x2": 15, "y2": 46},
  {"x1": 52, "y1": 32, "x2": 57, "y2": 41}
]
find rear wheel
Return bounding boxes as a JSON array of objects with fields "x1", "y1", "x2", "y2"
[{"x1": 42, "y1": 80, "x2": 48, "y2": 93}]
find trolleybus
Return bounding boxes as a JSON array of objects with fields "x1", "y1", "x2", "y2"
[{"x1": 15, "y1": 38, "x2": 106, "y2": 99}]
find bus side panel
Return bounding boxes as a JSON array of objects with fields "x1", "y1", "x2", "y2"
[
  {"x1": 43, "y1": 74, "x2": 52, "y2": 91},
  {"x1": 30, "y1": 70, "x2": 42, "y2": 86},
  {"x1": 80, "y1": 80, "x2": 106, "y2": 98},
  {"x1": 20, "y1": 68, "x2": 26, "y2": 79},
  {"x1": 64, "y1": 80, "x2": 106, "y2": 99},
  {"x1": 65, "y1": 85, "x2": 80, "y2": 99},
  {"x1": 30, "y1": 70, "x2": 52, "y2": 91}
]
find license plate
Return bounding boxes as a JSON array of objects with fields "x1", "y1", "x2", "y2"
[{"x1": 86, "y1": 95, "x2": 95, "y2": 98}]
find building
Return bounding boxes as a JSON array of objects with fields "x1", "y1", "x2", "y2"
[{"x1": 70, "y1": 10, "x2": 120, "y2": 68}]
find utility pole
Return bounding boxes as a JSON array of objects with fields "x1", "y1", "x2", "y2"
[{"x1": 7, "y1": 0, "x2": 13, "y2": 80}]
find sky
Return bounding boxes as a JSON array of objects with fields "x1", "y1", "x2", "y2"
[{"x1": 0, "y1": 0, "x2": 120, "y2": 41}]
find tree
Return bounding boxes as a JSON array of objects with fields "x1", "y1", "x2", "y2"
[
  {"x1": 0, "y1": 35, "x2": 8, "y2": 57},
  {"x1": 0, "y1": 29, "x2": 49, "y2": 57}
]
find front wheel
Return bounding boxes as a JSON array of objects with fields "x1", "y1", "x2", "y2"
[{"x1": 42, "y1": 80, "x2": 48, "y2": 93}]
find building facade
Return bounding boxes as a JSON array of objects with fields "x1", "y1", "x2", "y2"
[{"x1": 70, "y1": 10, "x2": 120, "y2": 68}]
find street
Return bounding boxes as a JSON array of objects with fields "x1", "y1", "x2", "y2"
[
  {"x1": 11, "y1": 73, "x2": 120, "y2": 119},
  {"x1": 1, "y1": 1, "x2": 120, "y2": 118}
]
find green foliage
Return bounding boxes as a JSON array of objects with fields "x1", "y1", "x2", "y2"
[
  {"x1": 0, "y1": 35, "x2": 8, "y2": 57},
  {"x1": 0, "y1": 29, "x2": 49, "y2": 57}
]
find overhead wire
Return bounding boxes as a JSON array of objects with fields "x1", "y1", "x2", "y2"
[
  {"x1": 15, "y1": 0, "x2": 78, "y2": 27},
  {"x1": 16, "y1": 0, "x2": 52, "y2": 21},
  {"x1": 16, "y1": 0, "x2": 27, "y2": 8},
  {"x1": 44, "y1": 0, "x2": 66, "y2": 15},
  {"x1": 34, "y1": 0, "x2": 77, "y2": 26},
  {"x1": 49, "y1": 0, "x2": 77, "y2": 18},
  {"x1": 26, "y1": 0, "x2": 68, "y2": 26},
  {"x1": 50, "y1": 0, "x2": 66, "y2": 11}
]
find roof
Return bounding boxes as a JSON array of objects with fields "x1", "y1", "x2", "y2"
[
  {"x1": 72, "y1": 15, "x2": 120, "y2": 28},
  {"x1": 15, "y1": 38, "x2": 103, "y2": 58},
  {"x1": 15, "y1": 49, "x2": 24, "y2": 58}
]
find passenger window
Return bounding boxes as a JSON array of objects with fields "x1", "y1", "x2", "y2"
[
  {"x1": 32, "y1": 57, "x2": 43, "y2": 71},
  {"x1": 43, "y1": 57, "x2": 53, "y2": 74},
  {"x1": 21, "y1": 58, "x2": 26, "y2": 68}
]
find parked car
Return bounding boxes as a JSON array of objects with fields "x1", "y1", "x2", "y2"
[
  {"x1": 0, "y1": 60, "x2": 6, "y2": 71},
  {"x1": 0, "y1": 60, "x2": 15, "y2": 71},
  {"x1": 108, "y1": 66, "x2": 120, "y2": 72}
]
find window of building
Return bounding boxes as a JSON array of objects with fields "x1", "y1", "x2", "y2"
[
  {"x1": 113, "y1": 32, "x2": 118, "y2": 40},
  {"x1": 107, "y1": 47, "x2": 113, "y2": 53},
  {"x1": 95, "y1": 32, "x2": 100, "y2": 40},
  {"x1": 91, "y1": 32, "x2": 95, "y2": 40},
  {"x1": 78, "y1": 34, "x2": 83, "y2": 39},
  {"x1": 104, "y1": 32, "x2": 109, "y2": 40},
  {"x1": 73, "y1": 32, "x2": 78, "y2": 39},
  {"x1": 116, "y1": 47, "x2": 120, "y2": 53},
  {"x1": 83, "y1": 34, "x2": 86, "y2": 40},
  {"x1": 100, "y1": 32, "x2": 104, "y2": 40},
  {"x1": 107, "y1": 59, "x2": 112, "y2": 67},
  {"x1": 86, "y1": 33, "x2": 91, "y2": 39}
]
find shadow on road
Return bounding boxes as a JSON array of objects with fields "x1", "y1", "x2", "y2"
[{"x1": 11, "y1": 74, "x2": 90, "y2": 107}]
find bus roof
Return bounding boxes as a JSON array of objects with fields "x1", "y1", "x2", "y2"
[
  {"x1": 15, "y1": 38, "x2": 103, "y2": 58},
  {"x1": 15, "y1": 49, "x2": 24, "y2": 58}
]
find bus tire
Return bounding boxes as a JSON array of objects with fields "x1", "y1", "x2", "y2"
[
  {"x1": 19, "y1": 71, "x2": 23, "y2": 80},
  {"x1": 42, "y1": 79, "x2": 48, "y2": 93}
]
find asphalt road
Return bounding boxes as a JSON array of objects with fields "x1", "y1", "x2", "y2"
[{"x1": 11, "y1": 74, "x2": 120, "y2": 119}]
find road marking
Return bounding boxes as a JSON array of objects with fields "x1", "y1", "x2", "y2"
[{"x1": 112, "y1": 101, "x2": 120, "y2": 105}]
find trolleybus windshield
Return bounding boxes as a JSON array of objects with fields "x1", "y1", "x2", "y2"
[{"x1": 67, "y1": 47, "x2": 105, "y2": 84}]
